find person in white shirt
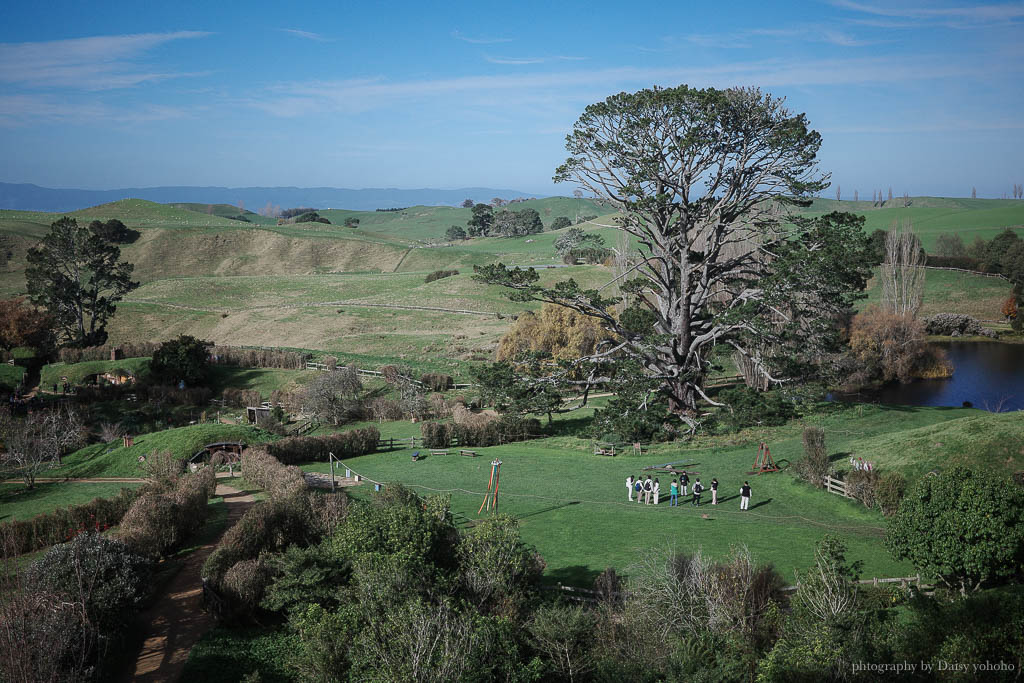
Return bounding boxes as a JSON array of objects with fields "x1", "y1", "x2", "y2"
[
  {"x1": 626, "y1": 475, "x2": 634, "y2": 502},
  {"x1": 653, "y1": 478, "x2": 661, "y2": 505}
]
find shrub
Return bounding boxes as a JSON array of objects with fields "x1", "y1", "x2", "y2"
[
  {"x1": 424, "y1": 269, "x2": 458, "y2": 283},
  {"x1": 222, "y1": 558, "x2": 275, "y2": 618},
  {"x1": 794, "y1": 427, "x2": 829, "y2": 488},
  {"x1": 263, "y1": 426, "x2": 379, "y2": 465},
  {"x1": 847, "y1": 307, "x2": 952, "y2": 385},
  {"x1": 420, "y1": 372, "x2": 453, "y2": 391},
  {"x1": 0, "y1": 589, "x2": 101, "y2": 683},
  {"x1": 420, "y1": 421, "x2": 453, "y2": 448},
  {"x1": 844, "y1": 468, "x2": 879, "y2": 509},
  {"x1": 923, "y1": 313, "x2": 997, "y2": 338},
  {"x1": 717, "y1": 387, "x2": 796, "y2": 432},
  {"x1": 223, "y1": 387, "x2": 262, "y2": 408},
  {"x1": 874, "y1": 471, "x2": 906, "y2": 516},
  {"x1": 242, "y1": 448, "x2": 307, "y2": 499},
  {"x1": 139, "y1": 449, "x2": 183, "y2": 488},
  {"x1": 209, "y1": 346, "x2": 310, "y2": 369},
  {"x1": 119, "y1": 467, "x2": 215, "y2": 558},
  {"x1": 26, "y1": 532, "x2": 153, "y2": 635},
  {"x1": 367, "y1": 397, "x2": 404, "y2": 421}
]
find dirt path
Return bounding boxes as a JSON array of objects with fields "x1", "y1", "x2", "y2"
[{"x1": 123, "y1": 475, "x2": 255, "y2": 682}]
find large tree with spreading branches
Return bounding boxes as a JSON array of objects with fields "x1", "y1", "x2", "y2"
[
  {"x1": 475, "y1": 85, "x2": 872, "y2": 427},
  {"x1": 26, "y1": 217, "x2": 138, "y2": 348}
]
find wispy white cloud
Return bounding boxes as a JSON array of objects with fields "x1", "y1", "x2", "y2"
[
  {"x1": 242, "y1": 53, "x2": 1004, "y2": 120},
  {"x1": 451, "y1": 30, "x2": 513, "y2": 44},
  {"x1": 281, "y1": 28, "x2": 330, "y2": 42},
  {"x1": 832, "y1": 0, "x2": 1024, "y2": 26},
  {"x1": 0, "y1": 93, "x2": 193, "y2": 126},
  {"x1": 679, "y1": 25, "x2": 872, "y2": 49},
  {"x1": 0, "y1": 31, "x2": 211, "y2": 90},
  {"x1": 484, "y1": 55, "x2": 586, "y2": 65}
]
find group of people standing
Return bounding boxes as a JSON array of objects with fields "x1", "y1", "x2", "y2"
[{"x1": 626, "y1": 473, "x2": 753, "y2": 510}]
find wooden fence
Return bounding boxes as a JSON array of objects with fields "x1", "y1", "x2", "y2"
[{"x1": 824, "y1": 474, "x2": 851, "y2": 498}]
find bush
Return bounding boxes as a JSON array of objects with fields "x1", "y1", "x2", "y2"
[
  {"x1": 425, "y1": 269, "x2": 459, "y2": 283},
  {"x1": 223, "y1": 387, "x2": 262, "y2": 408},
  {"x1": 264, "y1": 426, "x2": 379, "y2": 465},
  {"x1": 549, "y1": 216, "x2": 572, "y2": 231},
  {"x1": 420, "y1": 421, "x2": 453, "y2": 448},
  {"x1": 874, "y1": 471, "x2": 906, "y2": 516},
  {"x1": 844, "y1": 468, "x2": 879, "y2": 509},
  {"x1": 58, "y1": 341, "x2": 161, "y2": 363},
  {"x1": 923, "y1": 313, "x2": 997, "y2": 338},
  {"x1": 794, "y1": 427, "x2": 829, "y2": 488},
  {"x1": 717, "y1": 387, "x2": 796, "y2": 432},
  {"x1": 847, "y1": 307, "x2": 952, "y2": 386},
  {"x1": 222, "y1": 558, "x2": 275, "y2": 618},
  {"x1": 241, "y1": 448, "x2": 307, "y2": 499},
  {"x1": 0, "y1": 484, "x2": 153, "y2": 555},
  {"x1": 119, "y1": 467, "x2": 215, "y2": 558},
  {"x1": 0, "y1": 589, "x2": 101, "y2": 683},
  {"x1": 26, "y1": 532, "x2": 153, "y2": 635},
  {"x1": 367, "y1": 397, "x2": 404, "y2": 421},
  {"x1": 420, "y1": 372, "x2": 453, "y2": 391},
  {"x1": 209, "y1": 346, "x2": 309, "y2": 369}
]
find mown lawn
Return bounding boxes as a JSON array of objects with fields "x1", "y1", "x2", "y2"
[
  {"x1": 298, "y1": 403, "x2": 1019, "y2": 586},
  {"x1": 0, "y1": 481, "x2": 143, "y2": 522}
]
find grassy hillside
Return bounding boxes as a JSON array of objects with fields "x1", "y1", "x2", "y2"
[
  {"x1": 2, "y1": 196, "x2": 1021, "y2": 359},
  {"x1": 51, "y1": 423, "x2": 277, "y2": 478}
]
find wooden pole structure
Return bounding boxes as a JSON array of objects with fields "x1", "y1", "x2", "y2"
[
  {"x1": 479, "y1": 460, "x2": 497, "y2": 514},
  {"x1": 478, "y1": 459, "x2": 502, "y2": 515},
  {"x1": 491, "y1": 460, "x2": 502, "y2": 514}
]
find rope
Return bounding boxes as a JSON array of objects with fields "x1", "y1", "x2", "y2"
[{"x1": 397, "y1": 483, "x2": 886, "y2": 536}]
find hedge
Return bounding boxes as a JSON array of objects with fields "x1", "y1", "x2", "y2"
[
  {"x1": 0, "y1": 484, "x2": 158, "y2": 556},
  {"x1": 119, "y1": 467, "x2": 217, "y2": 558},
  {"x1": 265, "y1": 426, "x2": 380, "y2": 465}
]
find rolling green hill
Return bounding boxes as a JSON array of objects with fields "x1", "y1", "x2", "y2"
[{"x1": 1, "y1": 196, "x2": 1021, "y2": 360}]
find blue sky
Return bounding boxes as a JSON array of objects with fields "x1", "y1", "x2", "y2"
[{"x1": 1, "y1": 0, "x2": 1022, "y2": 198}]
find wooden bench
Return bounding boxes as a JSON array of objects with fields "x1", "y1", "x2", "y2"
[
  {"x1": 429, "y1": 449, "x2": 450, "y2": 456},
  {"x1": 459, "y1": 449, "x2": 478, "y2": 457},
  {"x1": 594, "y1": 447, "x2": 616, "y2": 456}
]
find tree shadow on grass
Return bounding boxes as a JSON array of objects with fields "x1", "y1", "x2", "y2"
[
  {"x1": 830, "y1": 451, "x2": 853, "y2": 463},
  {"x1": 542, "y1": 414, "x2": 593, "y2": 438},
  {"x1": 545, "y1": 564, "x2": 601, "y2": 588},
  {"x1": 517, "y1": 500, "x2": 579, "y2": 520},
  {"x1": 0, "y1": 482, "x2": 57, "y2": 521}
]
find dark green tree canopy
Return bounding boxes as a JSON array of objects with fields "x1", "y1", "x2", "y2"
[
  {"x1": 885, "y1": 466, "x2": 1024, "y2": 596},
  {"x1": 26, "y1": 217, "x2": 138, "y2": 348},
  {"x1": 549, "y1": 216, "x2": 573, "y2": 231},
  {"x1": 88, "y1": 219, "x2": 138, "y2": 244},
  {"x1": 149, "y1": 335, "x2": 213, "y2": 386},
  {"x1": 476, "y1": 85, "x2": 870, "y2": 426}
]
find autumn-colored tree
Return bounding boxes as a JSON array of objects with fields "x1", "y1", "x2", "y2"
[
  {"x1": 847, "y1": 307, "x2": 950, "y2": 385},
  {"x1": 0, "y1": 297, "x2": 53, "y2": 351},
  {"x1": 1002, "y1": 295, "x2": 1018, "y2": 321},
  {"x1": 497, "y1": 303, "x2": 612, "y2": 363}
]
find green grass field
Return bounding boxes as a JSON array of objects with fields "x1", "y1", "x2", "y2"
[
  {"x1": 291, "y1": 403, "x2": 1015, "y2": 585},
  {"x1": 0, "y1": 481, "x2": 143, "y2": 522}
]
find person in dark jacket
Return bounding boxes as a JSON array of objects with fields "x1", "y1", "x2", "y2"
[{"x1": 692, "y1": 479, "x2": 703, "y2": 507}]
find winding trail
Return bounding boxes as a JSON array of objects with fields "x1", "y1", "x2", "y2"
[{"x1": 123, "y1": 474, "x2": 256, "y2": 682}]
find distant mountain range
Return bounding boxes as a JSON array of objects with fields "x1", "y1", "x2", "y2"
[{"x1": 0, "y1": 183, "x2": 548, "y2": 212}]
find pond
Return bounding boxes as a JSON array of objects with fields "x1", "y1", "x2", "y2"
[{"x1": 837, "y1": 341, "x2": 1024, "y2": 412}]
